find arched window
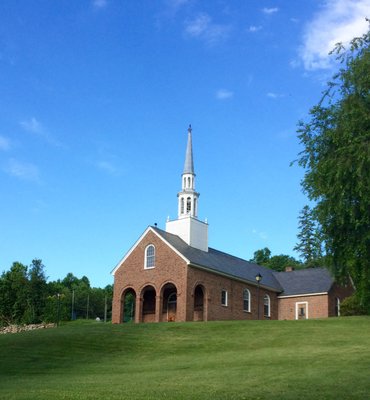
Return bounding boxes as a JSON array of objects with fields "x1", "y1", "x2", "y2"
[
  {"x1": 263, "y1": 294, "x2": 271, "y2": 318},
  {"x1": 193, "y1": 198, "x2": 197, "y2": 216},
  {"x1": 183, "y1": 177, "x2": 186, "y2": 189},
  {"x1": 243, "y1": 289, "x2": 251, "y2": 312},
  {"x1": 335, "y1": 297, "x2": 340, "y2": 317},
  {"x1": 186, "y1": 197, "x2": 191, "y2": 213},
  {"x1": 145, "y1": 245, "x2": 155, "y2": 269},
  {"x1": 180, "y1": 197, "x2": 184, "y2": 214},
  {"x1": 188, "y1": 177, "x2": 191, "y2": 187}
]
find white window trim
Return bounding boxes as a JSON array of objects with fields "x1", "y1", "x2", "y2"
[
  {"x1": 295, "y1": 301, "x2": 309, "y2": 320},
  {"x1": 144, "y1": 244, "x2": 155, "y2": 269},
  {"x1": 263, "y1": 294, "x2": 271, "y2": 318},
  {"x1": 243, "y1": 289, "x2": 251, "y2": 312},
  {"x1": 221, "y1": 289, "x2": 228, "y2": 307}
]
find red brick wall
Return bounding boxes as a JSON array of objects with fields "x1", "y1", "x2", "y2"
[
  {"x1": 278, "y1": 282, "x2": 354, "y2": 320},
  {"x1": 112, "y1": 229, "x2": 188, "y2": 323},
  {"x1": 186, "y1": 266, "x2": 279, "y2": 321},
  {"x1": 278, "y1": 294, "x2": 329, "y2": 320},
  {"x1": 112, "y1": 229, "x2": 280, "y2": 323}
]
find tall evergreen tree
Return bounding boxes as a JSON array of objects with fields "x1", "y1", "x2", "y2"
[
  {"x1": 28, "y1": 259, "x2": 48, "y2": 323},
  {"x1": 294, "y1": 205, "x2": 323, "y2": 267}
]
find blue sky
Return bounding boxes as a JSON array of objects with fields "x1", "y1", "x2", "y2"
[{"x1": 1, "y1": 0, "x2": 369, "y2": 287}]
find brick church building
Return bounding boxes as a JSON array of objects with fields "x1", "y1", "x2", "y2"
[{"x1": 111, "y1": 126, "x2": 353, "y2": 323}]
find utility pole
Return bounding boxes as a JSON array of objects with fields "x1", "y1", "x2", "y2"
[
  {"x1": 104, "y1": 295, "x2": 107, "y2": 323},
  {"x1": 86, "y1": 293, "x2": 89, "y2": 319},
  {"x1": 255, "y1": 273, "x2": 262, "y2": 320},
  {"x1": 71, "y1": 289, "x2": 75, "y2": 321},
  {"x1": 57, "y1": 293, "x2": 61, "y2": 327}
]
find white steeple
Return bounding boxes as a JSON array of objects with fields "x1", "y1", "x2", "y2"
[
  {"x1": 178, "y1": 125, "x2": 199, "y2": 219},
  {"x1": 166, "y1": 125, "x2": 208, "y2": 252}
]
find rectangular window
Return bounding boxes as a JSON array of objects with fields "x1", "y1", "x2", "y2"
[
  {"x1": 221, "y1": 290, "x2": 228, "y2": 306},
  {"x1": 243, "y1": 289, "x2": 250, "y2": 312}
]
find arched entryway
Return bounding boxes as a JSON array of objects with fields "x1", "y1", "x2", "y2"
[
  {"x1": 141, "y1": 285, "x2": 156, "y2": 323},
  {"x1": 161, "y1": 283, "x2": 177, "y2": 322},
  {"x1": 193, "y1": 284, "x2": 205, "y2": 321},
  {"x1": 121, "y1": 288, "x2": 136, "y2": 323}
]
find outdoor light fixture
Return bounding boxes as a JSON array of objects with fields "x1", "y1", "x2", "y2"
[{"x1": 255, "y1": 273, "x2": 262, "y2": 320}]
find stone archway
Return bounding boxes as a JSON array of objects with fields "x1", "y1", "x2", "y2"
[
  {"x1": 141, "y1": 285, "x2": 156, "y2": 323},
  {"x1": 193, "y1": 284, "x2": 205, "y2": 321},
  {"x1": 161, "y1": 283, "x2": 177, "y2": 322}
]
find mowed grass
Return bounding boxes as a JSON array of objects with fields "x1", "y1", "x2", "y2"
[{"x1": 0, "y1": 317, "x2": 369, "y2": 400}]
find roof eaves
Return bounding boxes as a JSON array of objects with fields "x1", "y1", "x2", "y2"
[
  {"x1": 189, "y1": 262, "x2": 282, "y2": 292},
  {"x1": 278, "y1": 291, "x2": 329, "y2": 299}
]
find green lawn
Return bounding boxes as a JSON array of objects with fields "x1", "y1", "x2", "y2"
[{"x1": 0, "y1": 317, "x2": 369, "y2": 400}]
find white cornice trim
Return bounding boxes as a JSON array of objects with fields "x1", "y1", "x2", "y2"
[
  {"x1": 278, "y1": 292, "x2": 328, "y2": 299},
  {"x1": 111, "y1": 226, "x2": 189, "y2": 275}
]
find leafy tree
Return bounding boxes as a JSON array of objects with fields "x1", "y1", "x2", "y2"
[
  {"x1": 0, "y1": 262, "x2": 29, "y2": 324},
  {"x1": 267, "y1": 254, "x2": 302, "y2": 272},
  {"x1": 294, "y1": 205, "x2": 323, "y2": 267},
  {"x1": 28, "y1": 259, "x2": 48, "y2": 323},
  {"x1": 249, "y1": 248, "x2": 271, "y2": 265},
  {"x1": 250, "y1": 248, "x2": 301, "y2": 272},
  {"x1": 295, "y1": 24, "x2": 370, "y2": 312}
]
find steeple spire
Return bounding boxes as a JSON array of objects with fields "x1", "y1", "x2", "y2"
[
  {"x1": 165, "y1": 124, "x2": 208, "y2": 252},
  {"x1": 183, "y1": 124, "x2": 194, "y2": 174}
]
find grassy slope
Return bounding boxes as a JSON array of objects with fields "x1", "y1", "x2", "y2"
[{"x1": 0, "y1": 317, "x2": 369, "y2": 400}]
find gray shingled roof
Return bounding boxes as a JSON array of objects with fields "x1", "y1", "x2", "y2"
[
  {"x1": 153, "y1": 227, "x2": 283, "y2": 292},
  {"x1": 273, "y1": 268, "x2": 334, "y2": 296}
]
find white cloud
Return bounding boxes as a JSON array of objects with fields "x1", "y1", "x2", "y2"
[
  {"x1": 93, "y1": 0, "x2": 107, "y2": 9},
  {"x1": 262, "y1": 7, "x2": 279, "y2": 15},
  {"x1": 19, "y1": 117, "x2": 64, "y2": 148},
  {"x1": 166, "y1": 0, "x2": 189, "y2": 10},
  {"x1": 300, "y1": 0, "x2": 370, "y2": 70},
  {"x1": 20, "y1": 117, "x2": 43, "y2": 134},
  {"x1": 4, "y1": 159, "x2": 41, "y2": 183},
  {"x1": 252, "y1": 229, "x2": 268, "y2": 240},
  {"x1": 0, "y1": 135, "x2": 10, "y2": 151},
  {"x1": 96, "y1": 160, "x2": 120, "y2": 176},
  {"x1": 267, "y1": 92, "x2": 284, "y2": 99},
  {"x1": 216, "y1": 89, "x2": 234, "y2": 100},
  {"x1": 248, "y1": 25, "x2": 262, "y2": 33},
  {"x1": 184, "y1": 13, "x2": 230, "y2": 45}
]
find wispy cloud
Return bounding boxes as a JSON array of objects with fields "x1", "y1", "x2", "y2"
[
  {"x1": 248, "y1": 25, "x2": 262, "y2": 33},
  {"x1": 184, "y1": 13, "x2": 231, "y2": 45},
  {"x1": 252, "y1": 228, "x2": 268, "y2": 240},
  {"x1": 165, "y1": 0, "x2": 189, "y2": 11},
  {"x1": 96, "y1": 160, "x2": 121, "y2": 176},
  {"x1": 262, "y1": 7, "x2": 279, "y2": 15},
  {"x1": 0, "y1": 135, "x2": 10, "y2": 151},
  {"x1": 4, "y1": 158, "x2": 41, "y2": 183},
  {"x1": 216, "y1": 89, "x2": 234, "y2": 100},
  {"x1": 300, "y1": 0, "x2": 370, "y2": 70},
  {"x1": 19, "y1": 117, "x2": 64, "y2": 148},
  {"x1": 20, "y1": 117, "x2": 43, "y2": 134},
  {"x1": 92, "y1": 0, "x2": 108, "y2": 9},
  {"x1": 267, "y1": 92, "x2": 284, "y2": 99}
]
